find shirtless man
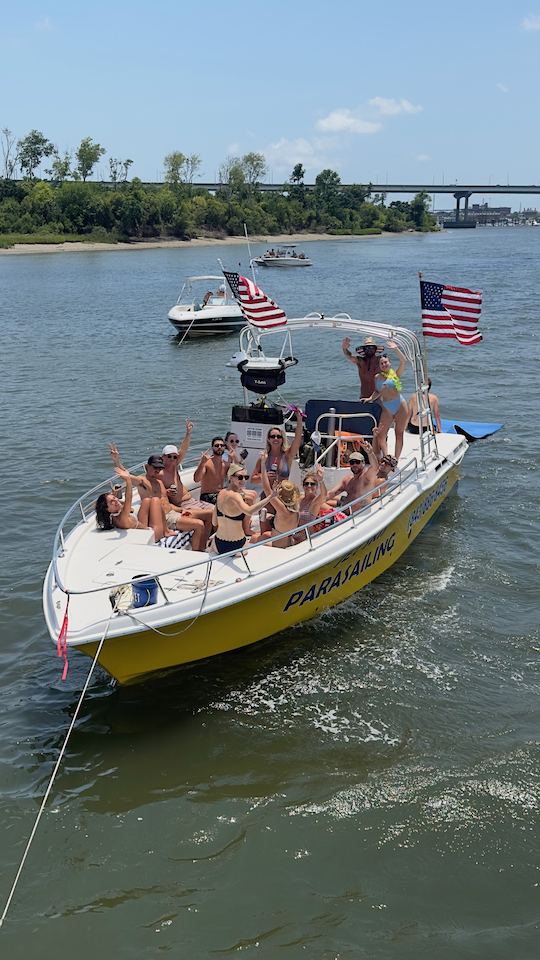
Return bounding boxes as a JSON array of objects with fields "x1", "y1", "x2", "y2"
[
  {"x1": 193, "y1": 436, "x2": 228, "y2": 505},
  {"x1": 408, "y1": 379, "x2": 442, "y2": 433},
  {"x1": 109, "y1": 446, "x2": 208, "y2": 551},
  {"x1": 327, "y1": 440, "x2": 379, "y2": 514},
  {"x1": 342, "y1": 336, "x2": 382, "y2": 398}
]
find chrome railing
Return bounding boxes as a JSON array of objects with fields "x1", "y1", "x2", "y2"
[{"x1": 50, "y1": 454, "x2": 420, "y2": 601}]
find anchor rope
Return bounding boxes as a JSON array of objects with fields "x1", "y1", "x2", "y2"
[
  {"x1": 0, "y1": 614, "x2": 113, "y2": 929},
  {"x1": 125, "y1": 556, "x2": 214, "y2": 637}
]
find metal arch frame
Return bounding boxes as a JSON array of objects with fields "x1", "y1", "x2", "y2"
[{"x1": 238, "y1": 314, "x2": 438, "y2": 467}]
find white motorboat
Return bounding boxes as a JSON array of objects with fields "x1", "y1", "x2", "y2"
[
  {"x1": 252, "y1": 244, "x2": 312, "y2": 267},
  {"x1": 44, "y1": 314, "x2": 468, "y2": 685},
  {"x1": 167, "y1": 275, "x2": 244, "y2": 336}
]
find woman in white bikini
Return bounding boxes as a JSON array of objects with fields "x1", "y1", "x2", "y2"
[{"x1": 95, "y1": 469, "x2": 170, "y2": 541}]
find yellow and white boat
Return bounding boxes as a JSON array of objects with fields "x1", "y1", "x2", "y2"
[{"x1": 43, "y1": 316, "x2": 468, "y2": 685}]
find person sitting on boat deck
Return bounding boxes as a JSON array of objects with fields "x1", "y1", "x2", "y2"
[
  {"x1": 161, "y1": 422, "x2": 214, "y2": 542},
  {"x1": 212, "y1": 463, "x2": 277, "y2": 555},
  {"x1": 327, "y1": 440, "x2": 379, "y2": 514},
  {"x1": 202, "y1": 290, "x2": 213, "y2": 306},
  {"x1": 371, "y1": 454, "x2": 398, "y2": 501},
  {"x1": 342, "y1": 335, "x2": 382, "y2": 399},
  {"x1": 407, "y1": 379, "x2": 442, "y2": 434},
  {"x1": 109, "y1": 447, "x2": 208, "y2": 552},
  {"x1": 298, "y1": 466, "x2": 330, "y2": 525},
  {"x1": 193, "y1": 437, "x2": 229, "y2": 505},
  {"x1": 362, "y1": 340, "x2": 408, "y2": 462},
  {"x1": 260, "y1": 457, "x2": 303, "y2": 548},
  {"x1": 250, "y1": 413, "x2": 304, "y2": 486},
  {"x1": 96, "y1": 468, "x2": 171, "y2": 541}
]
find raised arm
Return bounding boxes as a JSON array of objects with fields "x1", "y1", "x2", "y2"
[
  {"x1": 109, "y1": 442, "x2": 126, "y2": 471},
  {"x1": 193, "y1": 450, "x2": 210, "y2": 483},
  {"x1": 260, "y1": 452, "x2": 272, "y2": 496},
  {"x1": 114, "y1": 469, "x2": 134, "y2": 525},
  {"x1": 287, "y1": 411, "x2": 304, "y2": 461},
  {"x1": 431, "y1": 393, "x2": 442, "y2": 432},
  {"x1": 250, "y1": 454, "x2": 263, "y2": 484},
  {"x1": 177, "y1": 418, "x2": 193, "y2": 464},
  {"x1": 387, "y1": 340, "x2": 406, "y2": 377},
  {"x1": 360, "y1": 439, "x2": 379, "y2": 472},
  {"x1": 308, "y1": 466, "x2": 328, "y2": 516},
  {"x1": 342, "y1": 336, "x2": 358, "y2": 366}
]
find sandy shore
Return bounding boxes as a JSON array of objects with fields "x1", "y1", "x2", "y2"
[{"x1": 0, "y1": 231, "x2": 399, "y2": 256}]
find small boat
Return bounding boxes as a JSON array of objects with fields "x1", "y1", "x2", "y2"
[
  {"x1": 44, "y1": 314, "x2": 469, "y2": 685},
  {"x1": 167, "y1": 275, "x2": 244, "y2": 337},
  {"x1": 252, "y1": 244, "x2": 312, "y2": 267}
]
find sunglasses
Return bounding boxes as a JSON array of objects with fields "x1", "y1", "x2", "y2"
[
  {"x1": 164, "y1": 454, "x2": 178, "y2": 459},
  {"x1": 228, "y1": 438, "x2": 240, "y2": 444},
  {"x1": 235, "y1": 474, "x2": 248, "y2": 480},
  {"x1": 269, "y1": 433, "x2": 282, "y2": 440},
  {"x1": 213, "y1": 444, "x2": 225, "y2": 449},
  {"x1": 303, "y1": 481, "x2": 317, "y2": 487}
]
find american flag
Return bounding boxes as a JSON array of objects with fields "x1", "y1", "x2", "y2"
[
  {"x1": 420, "y1": 280, "x2": 483, "y2": 345},
  {"x1": 223, "y1": 270, "x2": 287, "y2": 329}
]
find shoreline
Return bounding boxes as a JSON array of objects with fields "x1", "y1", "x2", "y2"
[{"x1": 0, "y1": 231, "x2": 409, "y2": 256}]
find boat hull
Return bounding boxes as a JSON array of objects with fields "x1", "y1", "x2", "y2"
[
  {"x1": 253, "y1": 257, "x2": 312, "y2": 267},
  {"x1": 78, "y1": 466, "x2": 459, "y2": 684}
]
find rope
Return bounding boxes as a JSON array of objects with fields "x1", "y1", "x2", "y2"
[
  {"x1": 0, "y1": 614, "x2": 113, "y2": 929},
  {"x1": 125, "y1": 556, "x2": 214, "y2": 637}
]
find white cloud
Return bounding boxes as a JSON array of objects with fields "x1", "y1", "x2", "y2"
[
  {"x1": 369, "y1": 97, "x2": 423, "y2": 116},
  {"x1": 316, "y1": 108, "x2": 382, "y2": 134},
  {"x1": 496, "y1": 82, "x2": 509, "y2": 93},
  {"x1": 34, "y1": 17, "x2": 52, "y2": 31},
  {"x1": 264, "y1": 137, "x2": 337, "y2": 175},
  {"x1": 416, "y1": 153, "x2": 431, "y2": 162},
  {"x1": 521, "y1": 14, "x2": 540, "y2": 29}
]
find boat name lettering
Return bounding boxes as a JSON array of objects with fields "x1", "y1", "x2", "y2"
[
  {"x1": 407, "y1": 479, "x2": 448, "y2": 537},
  {"x1": 283, "y1": 532, "x2": 396, "y2": 612}
]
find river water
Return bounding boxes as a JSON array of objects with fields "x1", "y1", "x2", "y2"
[{"x1": 0, "y1": 229, "x2": 538, "y2": 958}]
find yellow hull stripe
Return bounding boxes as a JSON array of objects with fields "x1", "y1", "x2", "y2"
[{"x1": 80, "y1": 467, "x2": 458, "y2": 683}]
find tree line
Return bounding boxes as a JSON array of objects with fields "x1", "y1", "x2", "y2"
[{"x1": 0, "y1": 128, "x2": 436, "y2": 243}]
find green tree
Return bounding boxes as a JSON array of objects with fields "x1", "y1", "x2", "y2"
[
  {"x1": 75, "y1": 137, "x2": 106, "y2": 182},
  {"x1": 314, "y1": 168, "x2": 342, "y2": 220},
  {"x1": 410, "y1": 191, "x2": 434, "y2": 230},
  {"x1": 46, "y1": 150, "x2": 72, "y2": 184},
  {"x1": 109, "y1": 157, "x2": 133, "y2": 187},
  {"x1": 164, "y1": 151, "x2": 187, "y2": 189},
  {"x1": 241, "y1": 152, "x2": 266, "y2": 187},
  {"x1": 17, "y1": 129, "x2": 54, "y2": 179},
  {"x1": 290, "y1": 163, "x2": 305, "y2": 184},
  {"x1": 1, "y1": 128, "x2": 18, "y2": 180}
]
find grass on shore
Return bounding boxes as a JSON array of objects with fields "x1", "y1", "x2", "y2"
[{"x1": 0, "y1": 231, "x2": 122, "y2": 249}]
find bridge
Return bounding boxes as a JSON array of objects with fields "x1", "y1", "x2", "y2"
[{"x1": 195, "y1": 182, "x2": 540, "y2": 226}]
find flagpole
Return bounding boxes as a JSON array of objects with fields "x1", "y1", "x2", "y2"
[
  {"x1": 244, "y1": 222, "x2": 257, "y2": 284},
  {"x1": 418, "y1": 270, "x2": 429, "y2": 381}
]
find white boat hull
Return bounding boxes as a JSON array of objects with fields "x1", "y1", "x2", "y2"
[{"x1": 168, "y1": 304, "x2": 245, "y2": 337}]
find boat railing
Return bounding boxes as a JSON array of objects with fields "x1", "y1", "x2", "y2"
[{"x1": 51, "y1": 453, "x2": 419, "y2": 602}]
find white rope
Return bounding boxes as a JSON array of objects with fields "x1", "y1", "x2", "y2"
[
  {"x1": 125, "y1": 556, "x2": 214, "y2": 637},
  {"x1": 0, "y1": 615, "x2": 113, "y2": 929}
]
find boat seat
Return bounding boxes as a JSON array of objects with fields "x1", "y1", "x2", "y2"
[{"x1": 305, "y1": 399, "x2": 382, "y2": 439}]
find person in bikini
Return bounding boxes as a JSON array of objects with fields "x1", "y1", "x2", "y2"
[
  {"x1": 108, "y1": 447, "x2": 208, "y2": 551},
  {"x1": 193, "y1": 437, "x2": 229, "y2": 506},
  {"x1": 250, "y1": 413, "x2": 303, "y2": 485},
  {"x1": 260, "y1": 457, "x2": 303, "y2": 548},
  {"x1": 212, "y1": 463, "x2": 277, "y2": 555},
  {"x1": 407, "y1": 379, "x2": 442, "y2": 434},
  {"x1": 327, "y1": 440, "x2": 379, "y2": 514},
  {"x1": 95, "y1": 469, "x2": 170, "y2": 541},
  {"x1": 362, "y1": 340, "x2": 408, "y2": 461}
]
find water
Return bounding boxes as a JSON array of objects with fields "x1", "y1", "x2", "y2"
[{"x1": 0, "y1": 230, "x2": 538, "y2": 958}]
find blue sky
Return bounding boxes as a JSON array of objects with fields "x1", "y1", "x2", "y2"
[{"x1": 2, "y1": 0, "x2": 540, "y2": 208}]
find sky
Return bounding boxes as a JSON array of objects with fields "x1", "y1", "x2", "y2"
[{"x1": 1, "y1": 0, "x2": 540, "y2": 209}]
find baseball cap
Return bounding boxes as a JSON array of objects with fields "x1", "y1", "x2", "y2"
[
  {"x1": 349, "y1": 452, "x2": 365, "y2": 464},
  {"x1": 147, "y1": 455, "x2": 164, "y2": 468},
  {"x1": 162, "y1": 444, "x2": 179, "y2": 455},
  {"x1": 227, "y1": 463, "x2": 246, "y2": 478}
]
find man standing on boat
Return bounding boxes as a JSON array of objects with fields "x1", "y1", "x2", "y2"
[
  {"x1": 327, "y1": 440, "x2": 379, "y2": 513},
  {"x1": 193, "y1": 437, "x2": 229, "y2": 505},
  {"x1": 342, "y1": 336, "x2": 382, "y2": 398}
]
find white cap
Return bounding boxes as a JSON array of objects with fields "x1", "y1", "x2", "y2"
[{"x1": 162, "y1": 444, "x2": 179, "y2": 455}]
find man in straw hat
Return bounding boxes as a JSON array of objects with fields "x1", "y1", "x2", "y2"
[{"x1": 342, "y1": 335, "x2": 383, "y2": 398}]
